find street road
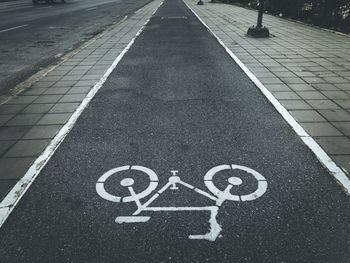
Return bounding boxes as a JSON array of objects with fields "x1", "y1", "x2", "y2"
[
  {"x1": 0, "y1": 0, "x2": 151, "y2": 99},
  {"x1": 0, "y1": 0, "x2": 349, "y2": 262}
]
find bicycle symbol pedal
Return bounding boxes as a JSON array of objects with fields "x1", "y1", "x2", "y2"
[{"x1": 96, "y1": 164, "x2": 268, "y2": 241}]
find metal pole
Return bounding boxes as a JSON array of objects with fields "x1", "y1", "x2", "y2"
[
  {"x1": 257, "y1": 0, "x2": 265, "y2": 28},
  {"x1": 247, "y1": 0, "x2": 269, "y2": 38}
]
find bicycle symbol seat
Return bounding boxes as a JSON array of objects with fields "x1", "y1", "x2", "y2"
[{"x1": 96, "y1": 164, "x2": 267, "y2": 241}]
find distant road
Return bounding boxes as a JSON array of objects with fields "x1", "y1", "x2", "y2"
[{"x1": 0, "y1": 0, "x2": 151, "y2": 99}]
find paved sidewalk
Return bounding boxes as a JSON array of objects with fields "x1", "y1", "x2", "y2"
[
  {"x1": 0, "y1": 0, "x2": 160, "y2": 201},
  {"x1": 185, "y1": 0, "x2": 350, "y2": 175}
]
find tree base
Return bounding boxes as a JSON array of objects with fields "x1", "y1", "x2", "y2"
[{"x1": 247, "y1": 26, "x2": 270, "y2": 38}]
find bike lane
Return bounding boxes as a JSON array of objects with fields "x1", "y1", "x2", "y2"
[{"x1": 0, "y1": 0, "x2": 350, "y2": 262}]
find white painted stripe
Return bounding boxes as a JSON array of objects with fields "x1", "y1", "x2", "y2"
[
  {"x1": 85, "y1": 7, "x2": 97, "y2": 11},
  {"x1": 134, "y1": 7, "x2": 143, "y2": 13},
  {"x1": 0, "y1": 24, "x2": 28, "y2": 33},
  {"x1": 115, "y1": 216, "x2": 150, "y2": 223},
  {"x1": 183, "y1": 0, "x2": 350, "y2": 195},
  {"x1": 0, "y1": 0, "x2": 164, "y2": 228},
  {"x1": 194, "y1": 188, "x2": 218, "y2": 201},
  {"x1": 143, "y1": 206, "x2": 215, "y2": 211}
]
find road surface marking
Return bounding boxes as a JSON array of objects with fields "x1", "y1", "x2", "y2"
[
  {"x1": 96, "y1": 165, "x2": 267, "y2": 241},
  {"x1": 0, "y1": 24, "x2": 28, "y2": 34},
  {"x1": 85, "y1": 7, "x2": 98, "y2": 11},
  {"x1": 183, "y1": 0, "x2": 350, "y2": 195},
  {"x1": 0, "y1": 0, "x2": 165, "y2": 228},
  {"x1": 115, "y1": 216, "x2": 151, "y2": 223}
]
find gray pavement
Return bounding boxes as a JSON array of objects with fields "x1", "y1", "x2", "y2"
[
  {"x1": 185, "y1": 0, "x2": 350, "y2": 175},
  {"x1": 0, "y1": 0, "x2": 349, "y2": 261},
  {"x1": 0, "y1": 0, "x2": 151, "y2": 99}
]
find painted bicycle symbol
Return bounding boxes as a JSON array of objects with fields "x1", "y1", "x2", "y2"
[{"x1": 96, "y1": 164, "x2": 267, "y2": 241}]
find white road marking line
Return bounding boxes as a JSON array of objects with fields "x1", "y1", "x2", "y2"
[
  {"x1": 183, "y1": 0, "x2": 350, "y2": 195},
  {"x1": 85, "y1": 7, "x2": 97, "y2": 11},
  {"x1": 0, "y1": 0, "x2": 165, "y2": 228},
  {"x1": 115, "y1": 216, "x2": 150, "y2": 223},
  {"x1": 0, "y1": 24, "x2": 28, "y2": 34},
  {"x1": 134, "y1": 7, "x2": 143, "y2": 13}
]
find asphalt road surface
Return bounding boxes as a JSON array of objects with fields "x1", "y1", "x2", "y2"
[
  {"x1": 0, "y1": 0, "x2": 151, "y2": 99},
  {"x1": 0, "y1": 0, "x2": 350, "y2": 262}
]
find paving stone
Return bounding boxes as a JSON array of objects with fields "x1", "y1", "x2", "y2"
[
  {"x1": 280, "y1": 100, "x2": 312, "y2": 110},
  {"x1": 334, "y1": 100, "x2": 350, "y2": 109},
  {"x1": 51, "y1": 80, "x2": 77, "y2": 88},
  {"x1": 332, "y1": 122, "x2": 350, "y2": 136},
  {"x1": 0, "y1": 126, "x2": 31, "y2": 140},
  {"x1": 69, "y1": 70, "x2": 89, "y2": 75},
  {"x1": 301, "y1": 122, "x2": 342, "y2": 136},
  {"x1": 254, "y1": 72, "x2": 275, "y2": 78},
  {"x1": 264, "y1": 84, "x2": 291, "y2": 92},
  {"x1": 67, "y1": 87, "x2": 91, "y2": 94},
  {"x1": 306, "y1": 100, "x2": 340, "y2": 110},
  {"x1": 324, "y1": 77, "x2": 348, "y2": 83},
  {"x1": 86, "y1": 70, "x2": 105, "y2": 75},
  {"x1": 22, "y1": 104, "x2": 54, "y2": 114},
  {"x1": 42, "y1": 75, "x2": 62, "y2": 82},
  {"x1": 312, "y1": 83, "x2": 339, "y2": 91},
  {"x1": 0, "y1": 179, "x2": 17, "y2": 201},
  {"x1": 23, "y1": 125, "x2": 62, "y2": 139},
  {"x1": 288, "y1": 84, "x2": 315, "y2": 92},
  {"x1": 46, "y1": 70, "x2": 69, "y2": 76},
  {"x1": 273, "y1": 92, "x2": 300, "y2": 100},
  {"x1": 33, "y1": 95, "x2": 63, "y2": 104},
  {"x1": 22, "y1": 88, "x2": 48, "y2": 96},
  {"x1": 81, "y1": 75, "x2": 101, "y2": 80},
  {"x1": 0, "y1": 157, "x2": 35, "y2": 179},
  {"x1": 280, "y1": 77, "x2": 306, "y2": 84},
  {"x1": 49, "y1": 103, "x2": 80, "y2": 113},
  {"x1": 315, "y1": 137, "x2": 350, "y2": 155},
  {"x1": 303, "y1": 77, "x2": 326, "y2": 84},
  {"x1": 0, "y1": 141, "x2": 16, "y2": 156},
  {"x1": 38, "y1": 113, "x2": 72, "y2": 125},
  {"x1": 322, "y1": 91, "x2": 350, "y2": 100},
  {"x1": 332, "y1": 155, "x2": 350, "y2": 175},
  {"x1": 296, "y1": 91, "x2": 327, "y2": 100},
  {"x1": 5, "y1": 114, "x2": 43, "y2": 126},
  {"x1": 335, "y1": 84, "x2": 350, "y2": 91},
  {"x1": 273, "y1": 71, "x2": 297, "y2": 78},
  {"x1": 59, "y1": 94, "x2": 86, "y2": 103},
  {"x1": 0, "y1": 105, "x2": 26, "y2": 115},
  {"x1": 31, "y1": 81, "x2": 56, "y2": 88},
  {"x1": 289, "y1": 110, "x2": 326, "y2": 122},
  {"x1": 0, "y1": 115, "x2": 14, "y2": 126},
  {"x1": 4, "y1": 140, "x2": 50, "y2": 157},
  {"x1": 74, "y1": 80, "x2": 98, "y2": 87},
  {"x1": 7, "y1": 96, "x2": 38, "y2": 105},
  {"x1": 43, "y1": 88, "x2": 70, "y2": 95},
  {"x1": 319, "y1": 110, "x2": 350, "y2": 121},
  {"x1": 60, "y1": 75, "x2": 82, "y2": 81}
]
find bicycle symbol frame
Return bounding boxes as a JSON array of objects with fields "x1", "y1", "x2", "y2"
[{"x1": 96, "y1": 164, "x2": 267, "y2": 241}]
